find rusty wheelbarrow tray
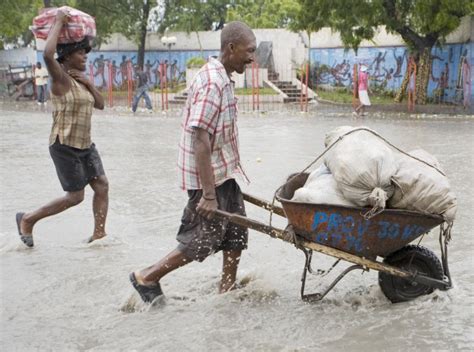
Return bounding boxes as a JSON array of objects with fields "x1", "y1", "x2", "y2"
[{"x1": 215, "y1": 173, "x2": 452, "y2": 303}]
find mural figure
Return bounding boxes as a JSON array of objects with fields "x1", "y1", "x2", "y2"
[
  {"x1": 449, "y1": 47, "x2": 454, "y2": 63},
  {"x1": 163, "y1": 60, "x2": 169, "y2": 83},
  {"x1": 380, "y1": 67, "x2": 394, "y2": 90},
  {"x1": 462, "y1": 58, "x2": 471, "y2": 108},
  {"x1": 93, "y1": 54, "x2": 106, "y2": 88},
  {"x1": 432, "y1": 63, "x2": 449, "y2": 103},
  {"x1": 144, "y1": 59, "x2": 154, "y2": 84},
  {"x1": 109, "y1": 60, "x2": 119, "y2": 87},
  {"x1": 456, "y1": 48, "x2": 468, "y2": 88},
  {"x1": 119, "y1": 55, "x2": 136, "y2": 87},
  {"x1": 170, "y1": 59, "x2": 178, "y2": 88},
  {"x1": 370, "y1": 51, "x2": 387, "y2": 76},
  {"x1": 393, "y1": 50, "x2": 407, "y2": 78},
  {"x1": 330, "y1": 59, "x2": 351, "y2": 85},
  {"x1": 152, "y1": 60, "x2": 161, "y2": 87}
]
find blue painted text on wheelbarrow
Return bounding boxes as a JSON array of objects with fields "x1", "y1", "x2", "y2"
[{"x1": 311, "y1": 211, "x2": 428, "y2": 253}]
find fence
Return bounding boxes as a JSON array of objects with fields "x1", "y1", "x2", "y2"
[
  {"x1": 92, "y1": 61, "x2": 314, "y2": 114},
  {"x1": 4, "y1": 58, "x2": 471, "y2": 112}
]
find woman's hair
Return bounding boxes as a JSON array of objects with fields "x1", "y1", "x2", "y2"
[{"x1": 56, "y1": 37, "x2": 92, "y2": 63}]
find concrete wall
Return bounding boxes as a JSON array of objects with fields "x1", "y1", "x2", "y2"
[
  {"x1": 310, "y1": 42, "x2": 472, "y2": 104},
  {"x1": 0, "y1": 47, "x2": 36, "y2": 67},
  {"x1": 186, "y1": 67, "x2": 268, "y2": 89},
  {"x1": 2, "y1": 16, "x2": 471, "y2": 103}
]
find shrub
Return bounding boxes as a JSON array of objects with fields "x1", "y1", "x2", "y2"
[{"x1": 186, "y1": 57, "x2": 206, "y2": 68}]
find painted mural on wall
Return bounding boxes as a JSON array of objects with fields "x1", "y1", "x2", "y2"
[
  {"x1": 310, "y1": 43, "x2": 473, "y2": 104},
  {"x1": 36, "y1": 49, "x2": 219, "y2": 89}
]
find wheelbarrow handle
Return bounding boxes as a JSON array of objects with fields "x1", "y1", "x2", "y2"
[
  {"x1": 214, "y1": 209, "x2": 287, "y2": 239},
  {"x1": 242, "y1": 192, "x2": 286, "y2": 218}
]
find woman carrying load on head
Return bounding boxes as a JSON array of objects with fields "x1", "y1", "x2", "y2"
[
  {"x1": 353, "y1": 64, "x2": 371, "y2": 117},
  {"x1": 15, "y1": 9, "x2": 109, "y2": 247}
]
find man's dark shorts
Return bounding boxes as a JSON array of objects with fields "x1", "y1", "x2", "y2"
[
  {"x1": 49, "y1": 137, "x2": 105, "y2": 192},
  {"x1": 177, "y1": 179, "x2": 248, "y2": 262}
]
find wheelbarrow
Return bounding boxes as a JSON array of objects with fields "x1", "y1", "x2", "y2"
[{"x1": 215, "y1": 173, "x2": 453, "y2": 303}]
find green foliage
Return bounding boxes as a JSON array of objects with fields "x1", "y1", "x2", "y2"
[
  {"x1": 227, "y1": 0, "x2": 299, "y2": 28},
  {"x1": 0, "y1": 0, "x2": 82, "y2": 48},
  {"x1": 235, "y1": 87, "x2": 278, "y2": 95},
  {"x1": 294, "y1": 0, "x2": 471, "y2": 53},
  {"x1": 186, "y1": 56, "x2": 207, "y2": 68},
  {"x1": 76, "y1": 0, "x2": 157, "y2": 46},
  {"x1": 161, "y1": 0, "x2": 230, "y2": 33},
  {"x1": 0, "y1": 0, "x2": 44, "y2": 48}
]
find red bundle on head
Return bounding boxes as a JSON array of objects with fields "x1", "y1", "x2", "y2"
[{"x1": 30, "y1": 6, "x2": 96, "y2": 44}]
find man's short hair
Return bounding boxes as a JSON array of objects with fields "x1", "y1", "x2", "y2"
[{"x1": 221, "y1": 21, "x2": 254, "y2": 50}]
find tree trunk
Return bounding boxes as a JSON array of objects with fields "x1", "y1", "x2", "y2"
[
  {"x1": 137, "y1": 0, "x2": 151, "y2": 69},
  {"x1": 394, "y1": 48, "x2": 432, "y2": 104},
  {"x1": 195, "y1": 30, "x2": 203, "y2": 57},
  {"x1": 415, "y1": 48, "x2": 431, "y2": 105},
  {"x1": 394, "y1": 67, "x2": 410, "y2": 102}
]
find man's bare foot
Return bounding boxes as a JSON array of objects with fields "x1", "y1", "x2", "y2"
[{"x1": 87, "y1": 234, "x2": 107, "y2": 243}]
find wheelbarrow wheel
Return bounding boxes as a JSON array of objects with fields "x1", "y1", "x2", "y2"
[{"x1": 379, "y1": 245, "x2": 444, "y2": 303}]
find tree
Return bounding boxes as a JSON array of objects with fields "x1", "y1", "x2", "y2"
[
  {"x1": 227, "y1": 0, "x2": 299, "y2": 28},
  {"x1": 76, "y1": 0, "x2": 164, "y2": 69},
  {"x1": 160, "y1": 0, "x2": 230, "y2": 54},
  {"x1": 295, "y1": 0, "x2": 473, "y2": 104},
  {"x1": 0, "y1": 0, "x2": 46, "y2": 49}
]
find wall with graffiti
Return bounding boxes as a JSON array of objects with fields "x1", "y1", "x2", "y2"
[
  {"x1": 36, "y1": 49, "x2": 219, "y2": 89},
  {"x1": 310, "y1": 42, "x2": 473, "y2": 104}
]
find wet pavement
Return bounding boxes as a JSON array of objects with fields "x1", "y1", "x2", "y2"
[{"x1": 1, "y1": 104, "x2": 473, "y2": 351}]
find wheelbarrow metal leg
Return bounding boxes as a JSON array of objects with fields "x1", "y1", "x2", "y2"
[
  {"x1": 439, "y1": 229, "x2": 453, "y2": 290},
  {"x1": 301, "y1": 262, "x2": 363, "y2": 302}
]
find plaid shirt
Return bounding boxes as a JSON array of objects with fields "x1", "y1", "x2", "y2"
[
  {"x1": 178, "y1": 58, "x2": 249, "y2": 190},
  {"x1": 49, "y1": 78, "x2": 94, "y2": 149}
]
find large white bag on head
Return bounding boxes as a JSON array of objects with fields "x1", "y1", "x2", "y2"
[
  {"x1": 323, "y1": 126, "x2": 397, "y2": 210},
  {"x1": 292, "y1": 165, "x2": 356, "y2": 206},
  {"x1": 389, "y1": 149, "x2": 457, "y2": 222}
]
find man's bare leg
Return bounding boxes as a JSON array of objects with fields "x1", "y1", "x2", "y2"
[
  {"x1": 134, "y1": 248, "x2": 193, "y2": 286},
  {"x1": 89, "y1": 175, "x2": 109, "y2": 242},
  {"x1": 220, "y1": 249, "x2": 242, "y2": 293},
  {"x1": 20, "y1": 190, "x2": 85, "y2": 236}
]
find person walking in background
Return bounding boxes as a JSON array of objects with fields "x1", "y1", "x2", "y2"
[
  {"x1": 353, "y1": 65, "x2": 371, "y2": 117},
  {"x1": 131, "y1": 65, "x2": 153, "y2": 113},
  {"x1": 34, "y1": 62, "x2": 49, "y2": 105},
  {"x1": 129, "y1": 21, "x2": 256, "y2": 304},
  {"x1": 16, "y1": 9, "x2": 109, "y2": 247}
]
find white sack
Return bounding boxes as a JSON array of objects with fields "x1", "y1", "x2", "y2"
[
  {"x1": 292, "y1": 165, "x2": 356, "y2": 206},
  {"x1": 323, "y1": 126, "x2": 397, "y2": 209},
  {"x1": 389, "y1": 149, "x2": 457, "y2": 222}
]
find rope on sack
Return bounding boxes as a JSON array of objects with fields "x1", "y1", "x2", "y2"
[
  {"x1": 270, "y1": 127, "x2": 447, "y2": 227},
  {"x1": 361, "y1": 188, "x2": 387, "y2": 220}
]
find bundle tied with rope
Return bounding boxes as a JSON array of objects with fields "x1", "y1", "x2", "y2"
[
  {"x1": 323, "y1": 126, "x2": 397, "y2": 218},
  {"x1": 30, "y1": 6, "x2": 96, "y2": 44},
  {"x1": 274, "y1": 126, "x2": 456, "y2": 245}
]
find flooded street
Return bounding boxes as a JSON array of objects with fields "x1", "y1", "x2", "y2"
[{"x1": 1, "y1": 105, "x2": 473, "y2": 351}]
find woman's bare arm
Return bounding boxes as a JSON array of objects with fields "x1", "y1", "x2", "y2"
[{"x1": 43, "y1": 10, "x2": 71, "y2": 96}]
